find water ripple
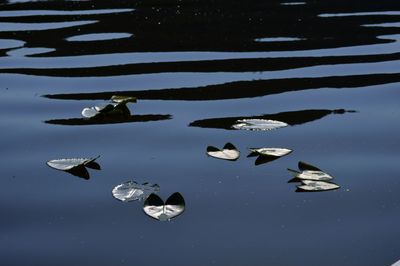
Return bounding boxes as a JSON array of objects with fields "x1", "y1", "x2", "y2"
[
  {"x1": 0, "y1": 34, "x2": 398, "y2": 69},
  {"x1": 0, "y1": 20, "x2": 97, "y2": 32},
  {"x1": 0, "y1": 9, "x2": 134, "y2": 17},
  {"x1": 66, "y1": 33, "x2": 132, "y2": 42}
]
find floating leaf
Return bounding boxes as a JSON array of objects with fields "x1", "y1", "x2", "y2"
[
  {"x1": 81, "y1": 107, "x2": 99, "y2": 118},
  {"x1": 81, "y1": 95, "x2": 135, "y2": 119},
  {"x1": 143, "y1": 192, "x2": 185, "y2": 221},
  {"x1": 294, "y1": 170, "x2": 333, "y2": 181},
  {"x1": 206, "y1": 143, "x2": 240, "y2": 161},
  {"x1": 111, "y1": 95, "x2": 137, "y2": 104},
  {"x1": 232, "y1": 119, "x2": 288, "y2": 131},
  {"x1": 297, "y1": 180, "x2": 340, "y2": 192},
  {"x1": 46, "y1": 156, "x2": 100, "y2": 171},
  {"x1": 112, "y1": 181, "x2": 160, "y2": 202},
  {"x1": 248, "y1": 147, "x2": 292, "y2": 157},
  {"x1": 298, "y1": 161, "x2": 322, "y2": 171}
]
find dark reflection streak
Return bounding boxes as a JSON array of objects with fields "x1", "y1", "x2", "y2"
[
  {"x1": 45, "y1": 114, "x2": 172, "y2": 126},
  {"x1": 44, "y1": 73, "x2": 400, "y2": 101},
  {"x1": 3, "y1": 52, "x2": 400, "y2": 76},
  {"x1": 1, "y1": 0, "x2": 399, "y2": 56},
  {"x1": 189, "y1": 109, "x2": 350, "y2": 130}
]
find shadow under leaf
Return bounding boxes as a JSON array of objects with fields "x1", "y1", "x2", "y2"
[
  {"x1": 254, "y1": 155, "x2": 281, "y2": 166},
  {"x1": 45, "y1": 114, "x2": 172, "y2": 126},
  {"x1": 65, "y1": 165, "x2": 91, "y2": 180},
  {"x1": 189, "y1": 109, "x2": 353, "y2": 130}
]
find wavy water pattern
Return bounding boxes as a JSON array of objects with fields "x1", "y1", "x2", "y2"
[
  {"x1": 0, "y1": 20, "x2": 97, "y2": 32},
  {"x1": 0, "y1": 9, "x2": 134, "y2": 17},
  {"x1": 1, "y1": 1, "x2": 400, "y2": 266},
  {"x1": 0, "y1": 34, "x2": 399, "y2": 69}
]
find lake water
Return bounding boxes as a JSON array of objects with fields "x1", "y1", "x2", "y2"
[{"x1": 1, "y1": 0, "x2": 400, "y2": 265}]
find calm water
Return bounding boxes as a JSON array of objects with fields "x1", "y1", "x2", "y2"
[{"x1": 1, "y1": 0, "x2": 400, "y2": 265}]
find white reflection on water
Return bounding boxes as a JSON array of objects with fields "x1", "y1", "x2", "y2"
[
  {"x1": 7, "y1": 47, "x2": 55, "y2": 57},
  {"x1": 319, "y1": 11, "x2": 400, "y2": 17},
  {"x1": 0, "y1": 59, "x2": 399, "y2": 95},
  {"x1": 363, "y1": 22, "x2": 400, "y2": 28},
  {"x1": 281, "y1": 2, "x2": 306, "y2": 6},
  {"x1": 0, "y1": 20, "x2": 97, "y2": 32},
  {"x1": 255, "y1": 37, "x2": 305, "y2": 42},
  {"x1": 0, "y1": 39, "x2": 25, "y2": 49},
  {"x1": 66, "y1": 33, "x2": 132, "y2": 42},
  {"x1": 0, "y1": 34, "x2": 398, "y2": 69},
  {"x1": 0, "y1": 9, "x2": 134, "y2": 17}
]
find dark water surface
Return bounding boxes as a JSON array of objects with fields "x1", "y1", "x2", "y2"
[{"x1": 1, "y1": 0, "x2": 400, "y2": 265}]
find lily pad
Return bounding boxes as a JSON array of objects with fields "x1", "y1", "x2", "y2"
[
  {"x1": 207, "y1": 143, "x2": 240, "y2": 161},
  {"x1": 232, "y1": 119, "x2": 288, "y2": 131},
  {"x1": 143, "y1": 192, "x2": 185, "y2": 221},
  {"x1": 248, "y1": 148, "x2": 292, "y2": 157},
  {"x1": 297, "y1": 180, "x2": 340, "y2": 192},
  {"x1": 112, "y1": 181, "x2": 160, "y2": 202},
  {"x1": 81, "y1": 107, "x2": 101, "y2": 118},
  {"x1": 81, "y1": 103, "x2": 128, "y2": 119},
  {"x1": 295, "y1": 170, "x2": 333, "y2": 181},
  {"x1": 46, "y1": 156, "x2": 100, "y2": 171},
  {"x1": 81, "y1": 96, "x2": 136, "y2": 119}
]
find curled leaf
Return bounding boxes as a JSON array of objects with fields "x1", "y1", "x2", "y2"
[
  {"x1": 207, "y1": 143, "x2": 240, "y2": 161},
  {"x1": 143, "y1": 192, "x2": 185, "y2": 221},
  {"x1": 248, "y1": 147, "x2": 292, "y2": 157},
  {"x1": 112, "y1": 181, "x2": 160, "y2": 202},
  {"x1": 297, "y1": 180, "x2": 340, "y2": 192},
  {"x1": 81, "y1": 107, "x2": 100, "y2": 118},
  {"x1": 46, "y1": 156, "x2": 100, "y2": 171},
  {"x1": 232, "y1": 119, "x2": 288, "y2": 131},
  {"x1": 294, "y1": 170, "x2": 333, "y2": 181}
]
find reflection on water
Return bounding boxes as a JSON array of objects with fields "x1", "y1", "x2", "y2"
[
  {"x1": 0, "y1": 20, "x2": 97, "y2": 31},
  {"x1": 255, "y1": 37, "x2": 305, "y2": 42},
  {"x1": 319, "y1": 11, "x2": 400, "y2": 17},
  {"x1": 66, "y1": 33, "x2": 132, "y2": 42},
  {"x1": 280, "y1": 2, "x2": 306, "y2": 6},
  {"x1": 363, "y1": 22, "x2": 400, "y2": 28},
  {"x1": 0, "y1": 9, "x2": 134, "y2": 17},
  {"x1": 1, "y1": 0, "x2": 400, "y2": 265},
  {"x1": 2, "y1": 35, "x2": 400, "y2": 69},
  {"x1": 189, "y1": 109, "x2": 352, "y2": 130},
  {"x1": 0, "y1": 39, "x2": 25, "y2": 49},
  {"x1": 7, "y1": 47, "x2": 55, "y2": 57},
  {"x1": 45, "y1": 114, "x2": 172, "y2": 126}
]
